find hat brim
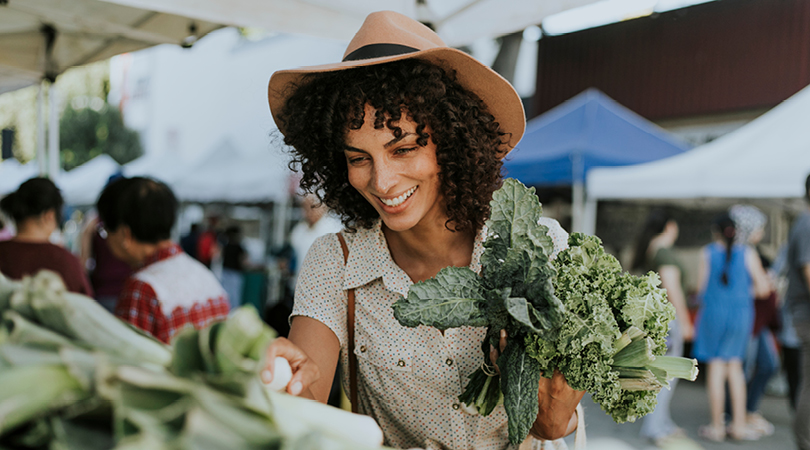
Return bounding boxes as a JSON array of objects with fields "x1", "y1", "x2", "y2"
[{"x1": 267, "y1": 47, "x2": 525, "y2": 150}]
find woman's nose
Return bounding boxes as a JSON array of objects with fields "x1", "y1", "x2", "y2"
[{"x1": 371, "y1": 159, "x2": 397, "y2": 193}]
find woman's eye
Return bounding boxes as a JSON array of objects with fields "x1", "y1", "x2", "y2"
[
  {"x1": 348, "y1": 156, "x2": 368, "y2": 165},
  {"x1": 395, "y1": 147, "x2": 417, "y2": 155}
]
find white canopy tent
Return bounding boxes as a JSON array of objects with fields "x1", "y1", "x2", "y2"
[
  {"x1": 0, "y1": 159, "x2": 38, "y2": 197},
  {"x1": 58, "y1": 154, "x2": 122, "y2": 206},
  {"x1": 168, "y1": 139, "x2": 289, "y2": 204},
  {"x1": 1, "y1": 0, "x2": 226, "y2": 179},
  {"x1": 584, "y1": 83, "x2": 810, "y2": 234},
  {"x1": 102, "y1": 0, "x2": 597, "y2": 48}
]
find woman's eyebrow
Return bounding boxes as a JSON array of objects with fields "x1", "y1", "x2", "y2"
[
  {"x1": 344, "y1": 146, "x2": 368, "y2": 153},
  {"x1": 384, "y1": 132, "x2": 414, "y2": 148}
]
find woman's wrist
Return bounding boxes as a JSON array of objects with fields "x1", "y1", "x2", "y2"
[{"x1": 529, "y1": 407, "x2": 578, "y2": 441}]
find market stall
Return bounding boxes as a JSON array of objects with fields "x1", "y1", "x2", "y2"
[
  {"x1": 585, "y1": 83, "x2": 810, "y2": 234},
  {"x1": 503, "y1": 88, "x2": 692, "y2": 231}
]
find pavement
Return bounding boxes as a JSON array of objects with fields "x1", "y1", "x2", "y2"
[{"x1": 561, "y1": 372, "x2": 796, "y2": 450}]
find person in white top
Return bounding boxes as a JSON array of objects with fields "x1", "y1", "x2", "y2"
[{"x1": 289, "y1": 193, "x2": 343, "y2": 285}]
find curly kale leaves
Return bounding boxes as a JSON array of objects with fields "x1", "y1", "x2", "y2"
[{"x1": 525, "y1": 232, "x2": 675, "y2": 423}]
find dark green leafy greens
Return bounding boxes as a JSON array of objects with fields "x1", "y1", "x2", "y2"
[
  {"x1": 393, "y1": 179, "x2": 564, "y2": 444},
  {"x1": 392, "y1": 178, "x2": 698, "y2": 443}
]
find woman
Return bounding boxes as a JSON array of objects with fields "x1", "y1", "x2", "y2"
[
  {"x1": 262, "y1": 11, "x2": 584, "y2": 450},
  {"x1": 692, "y1": 212, "x2": 770, "y2": 442},
  {"x1": 631, "y1": 209, "x2": 694, "y2": 447},
  {"x1": 728, "y1": 204, "x2": 779, "y2": 436},
  {"x1": 0, "y1": 177, "x2": 93, "y2": 296}
]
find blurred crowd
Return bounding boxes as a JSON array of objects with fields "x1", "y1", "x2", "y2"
[
  {"x1": 0, "y1": 175, "x2": 340, "y2": 345},
  {"x1": 1, "y1": 172, "x2": 809, "y2": 448}
]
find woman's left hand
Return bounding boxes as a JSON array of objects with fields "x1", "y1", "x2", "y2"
[
  {"x1": 490, "y1": 330, "x2": 584, "y2": 441},
  {"x1": 530, "y1": 369, "x2": 584, "y2": 440}
]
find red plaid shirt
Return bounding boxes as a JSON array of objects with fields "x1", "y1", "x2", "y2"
[{"x1": 115, "y1": 243, "x2": 230, "y2": 343}]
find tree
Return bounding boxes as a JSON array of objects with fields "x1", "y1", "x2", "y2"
[{"x1": 59, "y1": 100, "x2": 142, "y2": 171}]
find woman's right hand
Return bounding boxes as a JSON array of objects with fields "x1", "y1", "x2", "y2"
[{"x1": 262, "y1": 337, "x2": 321, "y2": 396}]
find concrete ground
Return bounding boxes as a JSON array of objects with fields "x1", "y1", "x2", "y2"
[{"x1": 562, "y1": 373, "x2": 796, "y2": 450}]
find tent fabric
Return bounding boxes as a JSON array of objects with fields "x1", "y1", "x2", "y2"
[
  {"x1": 587, "y1": 83, "x2": 810, "y2": 200},
  {"x1": 101, "y1": 0, "x2": 596, "y2": 48},
  {"x1": 503, "y1": 88, "x2": 692, "y2": 186},
  {"x1": 0, "y1": 159, "x2": 39, "y2": 197},
  {"x1": 135, "y1": 139, "x2": 289, "y2": 204},
  {"x1": 58, "y1": 155, "x2": 121, "y2": 206},
  {"x1": 0, "y1": 0, "x2": 224, "y2": 95}
]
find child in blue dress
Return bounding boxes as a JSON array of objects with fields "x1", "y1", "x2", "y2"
[{"x1": 693, "y1": 212, "x2": 771, "y2": 442}]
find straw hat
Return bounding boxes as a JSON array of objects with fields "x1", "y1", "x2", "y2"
[{"x1": 267, "y1": 10, "x2": 525, "y2": 149}]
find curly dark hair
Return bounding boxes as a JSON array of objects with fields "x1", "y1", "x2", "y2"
[{"x1": 278, "y1": 59, "x2": 509, "y2": 232}]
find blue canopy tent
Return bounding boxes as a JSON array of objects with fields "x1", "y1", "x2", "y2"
[{"x1": 503, "y1": 88, "x2": 692, "y2": 231}]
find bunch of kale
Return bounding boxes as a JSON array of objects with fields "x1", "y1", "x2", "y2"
[{"x1": 392, "y1": 179, "x2": 697, "y2": 444}]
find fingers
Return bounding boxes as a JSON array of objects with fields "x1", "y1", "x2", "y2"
[
  {"x1": 488, "y1": 329, "x2": 509, "y2": 375},
  {"x1": 262, "y1": 337, "x2": 320, "y2": 396}
]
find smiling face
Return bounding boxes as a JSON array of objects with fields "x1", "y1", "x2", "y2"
[{"x1": 344, "y1": 104, "x2": 445, "y2": 233}]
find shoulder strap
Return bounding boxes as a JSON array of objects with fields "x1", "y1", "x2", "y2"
[{"x1": 336, "y1": 233, "x2": 358, "y2": 414}]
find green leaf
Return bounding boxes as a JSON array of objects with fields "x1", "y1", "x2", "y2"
[
  {"x1": 393, "y1": 267, "x2": 487, "y2": 330},
  {"x1": 498, "y1": 340, "x2": 541, "y2": 444},
  {"x1": 505, "y1": 297, "x2": 549, "y2": 334}
]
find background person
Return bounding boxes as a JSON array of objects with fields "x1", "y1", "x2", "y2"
[
  {"x1": 221, "y1": 225, "x2": 248, "y2": 310},
  {"x1": 784, "y1": 173, "x2": 810, "y2": 450},
  {"x1": 262, "y1": 11, "x2": 583, "y2": 449},
  {"x1": 96, "y1": 177, "x2": 229, "y2": 344},
  {"x1": 180, "y1": 223, "x2": 201, "y2": 260},
  {"x1": 79, "y1": 213, "x2": 132, "y2": 313},
  {"x1": 692, "y1": 212, "x2": 771, "y2": 442},
  {"x1": 631, "y1": 209, "x2": 698, "y2": 448},
  {"x1": 289, "y1": 193, "x2": 343, "y2": 287},
  {"x1": 728, "y1": 204, "x2": 779, "y2": 436},
  {"x1": 0, "y1": 177, "x2": 92, "y2": 296}
]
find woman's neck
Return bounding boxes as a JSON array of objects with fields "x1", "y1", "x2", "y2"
[
  {"x1": 382, "y1": 218, "x2": 476, "y2": 283},
  {"x1": 14, "y1": 220, "x2": 54, "y2": 243}
]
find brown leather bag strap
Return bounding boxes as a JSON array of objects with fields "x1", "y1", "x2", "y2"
[{"x1": 336, "y1": 233, "x2": 358, "y2": 414}]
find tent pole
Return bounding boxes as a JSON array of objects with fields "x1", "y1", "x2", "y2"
[
  {"x1": 583, "y1": 198, "x2": 597, "y2": 236},
  {"x1": 37, "y1": 81, "x2": 47, "y2": 176},
  {"x1": 272, "y1": 196, "x2": 289, "y2": 249},
  {"x1": 48, "y1": 84, "x2": 60, "y2": 180},
  {"x1": 572, "y1": 180, "x2": 584, "y2": 232},
  {"x1": 571, "y1": 152, "x2": 585, "y2": 232}
]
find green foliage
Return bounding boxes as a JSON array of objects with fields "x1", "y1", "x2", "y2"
[
  {"x1": 59, "y1": 102, "x2": 142, "y2": 171},
  {"x1": 393, "y1": 179, "x2": 698, "y2": 440},
  {"x1": 525, "y1": 233, "x2": 687, "y2": 423},
  {"x1": 393, "y1": 178, "x2": 563, "y2": 444}
]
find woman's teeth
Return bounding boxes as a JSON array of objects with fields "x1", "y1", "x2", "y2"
[{"x1": 381, "y1": 186, "x2": 417, "y2": 207}]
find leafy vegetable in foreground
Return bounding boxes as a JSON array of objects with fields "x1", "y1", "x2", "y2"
[
  {"x1": 393, "y1": 178, "x2": 698, "y2": 443},
  {"x1": 0, "y1": 271, "x2": 385, "y2": 450}
]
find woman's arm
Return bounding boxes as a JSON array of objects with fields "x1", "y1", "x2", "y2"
[
  {"x1": 658, "y1": 265, "x2": 693, "y2": 340},
  {"x1": 745, "y1": 246, "x2": 773, "y2": 299},
  {"x1": 695, "y1": 247, "x2": 709, "y2": 299},
  {"x1": 264, "y1": 315, "x2": 340, "y2": 402}
]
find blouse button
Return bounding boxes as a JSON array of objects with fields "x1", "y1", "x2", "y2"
[
  {"x1": 452, "y1": 403, "x2": 460, "y2": 410},
  {"x1": 360, "y1": 345, "x2": 367, "y2": 353},
  {"x1": 445, "y1": 358, "x2": 453, "y2": 366},
  {"x1": 397, "y1": 359, "x2": 406, "y2": 367}
]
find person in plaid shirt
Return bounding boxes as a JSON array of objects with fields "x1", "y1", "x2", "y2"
[{"x1": 96, "y1": 177, "x2": 230, "y2": 343}]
